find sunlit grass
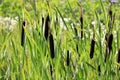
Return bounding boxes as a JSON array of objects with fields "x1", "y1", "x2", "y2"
[{"x1": 0, "y1": 0, "x2": 120, "y2": 79}]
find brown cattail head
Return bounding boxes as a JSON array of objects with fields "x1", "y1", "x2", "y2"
[
  {"x1": 117, "y1": 49, "x2": 120, "y2": 63},
  {"x1": 66, "y1": 50, "x2": 70, "y2": 66},
  {"x1": 42, "y1": 16, "x2": 44, "y2": 28},
  {"x1": 73, "y1": 24, "x2": 78, "y2": 36},
  {"x1": 80, "y1": 7, "x2": 83, "y2": 39},
  {"x1": 80, "y1": 16, "x2": 83, "y2": 39},
  {"x1": 21, "y1": 21, "x2": 25, "y2": 46},
  {"x1": 98, "y1": 65, "x2": 101, "y2": 76},
  {"x1": 90, "y1": 39, "x2": 95, "y2": 59},
  {"x1": 44, "y1": 14, "x2": 50, "y2": 40},
  {"x1": 49, "y1": 33, "x2": 54, "y2": 59},
  {"x1": 107, "y1": 33, "x2": 113, "y2": 52},
  {"x1": 50, "y1": 64, "x2": 53, "y2": 77},
  {"x1": 109, "y1": 10, "x2": 112, "y2": 20}
]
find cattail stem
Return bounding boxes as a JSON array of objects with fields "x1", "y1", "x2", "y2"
[
  {"x1": 44, "y1": 14, "x2": 50, "y2": 40},
  {"x1": 21, "y1": 21, "x2": 25, "y2": 47},
  {"x1": 49, "y1": 33, "x2": 54, "y2": 59},
  {"x1": 90, "y1": 39, "x2": 95, "y2": 59}
]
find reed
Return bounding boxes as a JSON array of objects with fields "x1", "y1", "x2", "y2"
[
  {"x1": 44, "y1": 14, "x2": 50, "y2": 40},
  {"x1": 80, "y1": 7, "x2": 83, "y2": 39},
  {"x1": 66, "y1": 50, "x2": 70, "y2": 66},
  {"x1": 49, "y1": 33, "x2": 54, "y2": 59},
  {"x1": 21, "y1": 21, "x2": 25, "y2": 46},
  {"x1": 107, "y1": 33, "x2": 113, "y2": 52},
  {"x1": 90, "y1": 39, "x2": 95, "y2": 59},
  {"x1": 117, "y1": 49, "x2": 120, "y2": 63},
  {"x1": 98, "y1": 65, "x2": 101, "y2": 76}
]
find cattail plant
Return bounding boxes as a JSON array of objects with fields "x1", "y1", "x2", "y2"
[
  {"x1": 21, "y1": 21, "x2": 25, "y2": 46},
  {"x1": 66, "y1": 50, "x2": 70, "y2": 66},
  {"x1": 42, "y1": 16, "x2": 44, "y2": 30},
  {"x1": 104, "y1": 33, "x2": 113, "y2": 62},
  {"x1": 49, "y1": 33, "x2": 54, "y2": 59},
  {"x1": 73, "y1": 24, "x2": 79, "y2": 53},
  {"x1": 107, "y1": 33, "x2": 113, "y2": 52},
  {"x1": 117, "y1": 49, "x2": 120, "y2": 63},
  {"x1": 44, "y1": 14, "x2": 50, "y2": 40},
  {"x1": 98, "y1": 65, "x2": 101, "y2": 76},
  {"x1": 90, "y1": 23, "x2": 95, "y2": 59},
  {"x1": 90, "y1": 39, "x2": 95, "y2": 59},
  {"x1": 50, "y1": 64, "x2": 53, "y2": 76},
  {"x1": 80, "y1": 8, "x2": 83, "y2": 39}
]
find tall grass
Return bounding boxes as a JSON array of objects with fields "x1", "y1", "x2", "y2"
[{"x1": 0, "y1": 0, "x2": 120, "y2": 79}]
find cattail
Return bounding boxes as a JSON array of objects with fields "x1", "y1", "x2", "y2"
[
  {"x1": 76, "y1": 44, "x2": 78, "y2": 53},
  {"x1": 49, "y1": 33, "x2": 54, "y2": 59},
  {"x1": 66, "y1": 50, "x2": 70, "y2": 66},
  {"x1": 50, "y1": 64, "x2": 53, "y2": 77},
  {"x1": 21, "y1": 21, "x2": 25, "y2": 46},
  {"x1": 107, "y1": 33, "x2": 113, "y2": 52},
  {"x1": 74, "y1": 25, "x2": 78, "y2": 36},
  {"x1": 90, "y1": 39, "x2": 95, "y2": 59},
  {"x1": 109, "y1": 9, "x2": 112, "y2": 21},
  {"x1": 104, "y1": 33, "x2": 113, "y2": 62},
  {"x1": 44, "y1": 14, "x2": 50, "y2": 40},
  {"x1": 98, "y1": 65, "x2": 101, "y2": 76},
  {"x1": 80, "y1": 16, "x2": 83, "y2": 39},
  {"x1": 42, "y1": 16, "x2": 44, "y2": 29},
  {"x1": 117, "y1": 49, "x2": 120, "y2": 63},
  {"x1": 104, "y1": 33, "x2": 108, "y2": 62},
  {"x1": 80, "y1": 7, "x2": 83, "y2": 39}
]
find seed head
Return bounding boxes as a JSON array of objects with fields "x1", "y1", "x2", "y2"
[
  {"x1": 98, "y1": 65, "x2": 101, "y2": 76},
  {"x1": 90, "y1": 39, "x2": 95, "y2": 59},
  {"x1": 117, "y1": 49, "x2": 120, "y2": 63},
  {"x1": 107, "y1": 33, "x2": 113, "y2": 52},
  {"x1": 66, "y1": 50, "x2": 70, "y2": 66},
  {"x1": 21, "y1": 21, "x2": 25, "y2": 46},
  {"x1": 44, "y1": 14, "x2": 50, "y2": 40},
  {"x1": 49, "y1": 33, "x2": 54, "y2": 59}
]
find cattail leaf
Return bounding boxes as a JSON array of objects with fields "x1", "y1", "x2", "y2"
[{"x1": 86, "y1": 62, "x2": 96, "y2": 70}]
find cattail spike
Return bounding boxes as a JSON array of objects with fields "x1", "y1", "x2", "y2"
[
  {"x1": 117, "y1": 49, "x2": 120, "y2": 63},
  {"x1": 49, "y1": 33, "x2": 54, "y2": 59},
  {"x1": 98, "y1": 65, "x2": 101, "y2": 76},
  {"x1": 107, "y1": 33, "x2": 113, "y2": 52},
  {"x1": 80, "y1": 16, "x2": 83, "y2": 39},
  {"x1": 50, "y1": 64, "x2": 53, "y2": 78},
  {"x1": 44, "y1": 14, "x2": 50, "y2": 40},
  {"x1": 90, "y1": 39, "x2": 95, "y2": 59},
  {"x1": 66, "y1": 50, "x2": 70, "y2": 66},
  {"x1": 21, "y1": 21, "x2": 25, "y2": 46},
  {"x1": 80, "y1": 7, "x2": 83, "y2": 39}
]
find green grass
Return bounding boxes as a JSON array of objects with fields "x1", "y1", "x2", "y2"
[{"x1": 0, "y1": 0, "x2": 120, "y2": 79}]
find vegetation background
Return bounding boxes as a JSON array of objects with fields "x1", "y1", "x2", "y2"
[{"x1": 0, "y1": 0, "x2": 120, "y2": 79}]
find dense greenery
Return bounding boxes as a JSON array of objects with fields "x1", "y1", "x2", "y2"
[{"x1": 0, "y1": 0, "x2": 120, "y2": 79}]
